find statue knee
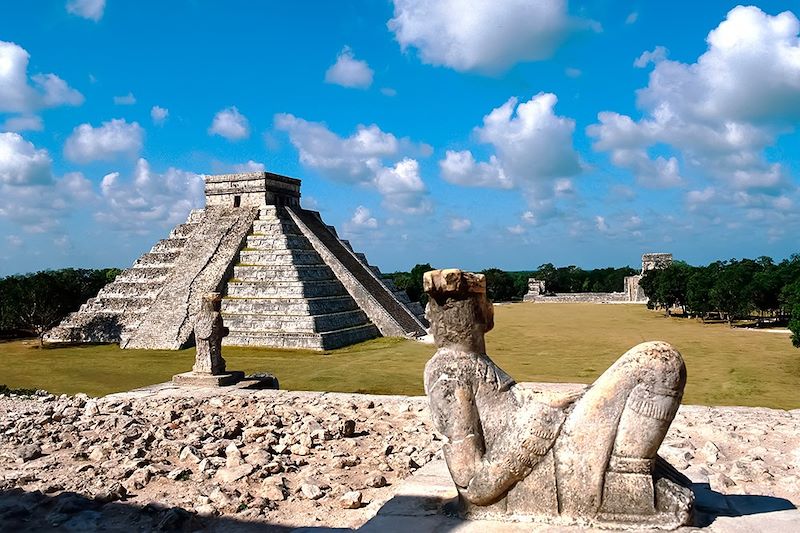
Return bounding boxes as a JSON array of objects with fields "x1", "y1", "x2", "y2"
[{"x1": 622, "y1": 341, "x2": 686, "y2": 393}]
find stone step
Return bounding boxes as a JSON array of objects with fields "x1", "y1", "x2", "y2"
[
  {"x1": 221, "y1": 295, "x2": 359, "y2": 315},
  {"x1": 56, "y1": 310, "x2": 141, "y2": 329},
  {"x1": 252, "y1": 220, "x2": 299, "y2": 234},
  {"x1": 169, "y1": 223, "x2": 198, "y2": 239},
  {"x1": 114, "y1": 267, "x2": 171, "y2": 283},
  {"x1": 406, "y1": 301, "x2": 425, "y2": 319},
  {"x1": 258, "y1": 206, "x2": 279, "y2": 218},
  {"x1": 187, "y1": 209, "x2": 205, "y2": 223},
  {"x1": 222, "y1": 309, "x2": 370, "y2": 333},
  {"x1": 133, "y1": 251, "x2": 180, "y2": 267},
  {"x1": 81, "y1": 297, "x2": 152, "y2": 314},
  {"x1": 238, "y1": 250, "x2": 323, "y2": 266},
  {"x1": 392, "y1": 289, "x2": 411, "y2": 304},
  {"x1": 98, "y1": 281, "x2": 163, "y2": 298},
  {"x1": 232, "y1": 264, "x2": 336, "y2": 282},
  {"x1": 244, "y1": 234, "x2": 311, "y2": 250},
  {"x1": 223, "y1": 323, "x2": 379, "y2": 350},
  {"x1": 150, "y1": 238, "x2": 187, "y2": 253},
  {"x1": 226, "y1": 279, "x2": 348, "y2": 299}
]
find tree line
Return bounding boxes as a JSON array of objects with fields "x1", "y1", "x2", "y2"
[
  {"x1": 639, "y1": 256, "x2": 800, "y2": 347},
  {"x1": 385, "y1": 263, "x2": 637, "y2": 305},
  {"x1": 0, "y1": 268, "x2": 120, "y2": 343}
]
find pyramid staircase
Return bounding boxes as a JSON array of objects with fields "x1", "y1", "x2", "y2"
[
  {"x1": 221, "y1": 206, "x2": 381, "y2": 350},
  {"x1": 43, "y1": 210, "x2": 204, "y2": 344},
  {"x1": 287, "y1": 208, "x2": 427, "y2": 337}
]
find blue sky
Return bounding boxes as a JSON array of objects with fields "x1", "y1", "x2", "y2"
[{"x1": 1, "y1": 1, "x2": 799, "y2": 276}]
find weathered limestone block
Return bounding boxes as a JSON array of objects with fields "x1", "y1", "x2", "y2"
[
  {"x1": 173, "y1": 293, "x2": 243, "y2": 387},
  {"x1": 423, "y1": 268, "x2": 694, "y2": 529}
]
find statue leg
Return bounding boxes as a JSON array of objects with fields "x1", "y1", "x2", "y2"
[{"x1": 554, "y1": 341, "x2": 686, "y2": 518}]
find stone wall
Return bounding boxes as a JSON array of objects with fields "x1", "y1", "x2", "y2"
[
  {"x1": 204, "y1": 172, "x2": 301, "y2": 208},
  {"x1": 534, "y1": 292, "x2": 629, "y2": 303}
]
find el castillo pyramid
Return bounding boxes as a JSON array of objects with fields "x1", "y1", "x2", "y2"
[{"x1": 44, "y1": 172, "x2": 428, "y2": 350}]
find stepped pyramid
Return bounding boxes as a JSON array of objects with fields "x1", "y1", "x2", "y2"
[{"x1": 45, "y1": 172, "x2": 427, "y2": 350}]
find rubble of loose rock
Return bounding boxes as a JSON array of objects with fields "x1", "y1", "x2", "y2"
[
  {"x1": 0, "y1": 386, "x2": 798, "y2": 531},
  {"x1": 0, "y1": 388, "x2": 440, "y2": 531}
]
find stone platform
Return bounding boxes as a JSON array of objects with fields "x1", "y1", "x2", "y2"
[
  {"x1": 172, "y1": 371, "x2": 246, "y2": 387},
  {"x1": 299, "y1": 459, "x2": 800, "y2": 532}
]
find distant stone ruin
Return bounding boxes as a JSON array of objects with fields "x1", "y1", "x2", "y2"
[
  {"x1": 522, "y1": 279, "x2": 546, "y2": 302},
  {"x1": 524, "y1": 253, "x2": 673, "y2": 304},
  {"x1": 45, "y1": 172, "x2": 427, "y2": 350},
  {"x1": 625, "y1": 253, "x2": 674, "y2": 303}
]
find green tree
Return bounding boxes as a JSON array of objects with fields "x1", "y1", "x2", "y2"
[
  {"x1": 0, "y1": 268, "x2": 121, "y2": 342},
  {"x1": 481, "y1": 268, "x2": 516, "y2": 302},
  {"x1": 780, "y1": 280, "x2": 800, "y2": 347},
  {"x1": 710, "y1": 259, "x2": 758, "y2": 326},
  {"x1": 534, "y1": 263, "x2": 557, "y2": 293},
  {"x1": 685, "y1": 264, "x2": 719, "y2": 320}
]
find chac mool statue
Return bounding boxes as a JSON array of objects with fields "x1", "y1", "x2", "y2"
[{"x1": 423, "y1": 269, "x2": 694, "y2": 529}]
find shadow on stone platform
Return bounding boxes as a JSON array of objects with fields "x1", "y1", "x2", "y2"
[
  {"x1": 692, "y1": 482, "x2": 796, "y2": 526},
  {"x1": 1, "y1": 480, "x2": 797, "y2": 533},
  {"x1": 343, "y1": 460, "x2": 799, "y2": 533}
]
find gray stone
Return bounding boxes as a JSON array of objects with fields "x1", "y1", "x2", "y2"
[
  {"x1": 422, "y1": 268, "x2": 693, "y2": 529},
  {"x1": 15, "y1": 444, "x2": 42, "y2": 462}
]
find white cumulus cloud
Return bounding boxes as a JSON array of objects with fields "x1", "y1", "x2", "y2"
[
  {"x1": 388, "y1": 0, "x2": 591, "y2": 73},
  {"x1": 0, "y1": 132, "x2": 53, "y2": 185},
  {"x1": 346, "y1": 205, "x2": 379, "y2": 232},
  {"x1": 275, "y1": 113, "x2": 432, "y2": 213},
  {"x1": 66, "y1": 0, "x2": 105, "y2": 21},
  {"x1": 209, "y1": 106, "x2": 250, "y2": 140},
  {"x1": 439, "y1": 92, "x2": 581, "y2": 209},
  {"x1": 0, "y1": 40, "x2": 84, "y2": 113},
  {"x1": 325, "y1": 46, "x2": 374, "y2": 89},
  {"x1": 589, "y1": 6, "x2": 800, "y2": 195},
  {"x1": 440, "y1": 150, "x2": 511, "y2": 189},
  {"x1": 150, "y1": 105, "x2": 168, "y2": 125},
  {"x1": 96, "y1": 158, "x2": 204, "y2": 233},
  {"x1": 0, "y1": 133, "x2": 96, "y2": 233},
  {"x1": 64, "y1": 119, "x2": 144, "y2": 163}
]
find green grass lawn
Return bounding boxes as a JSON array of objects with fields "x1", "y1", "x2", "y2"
[{"x1": 1, "y1": 303, "x2": 798, "y2": 409}]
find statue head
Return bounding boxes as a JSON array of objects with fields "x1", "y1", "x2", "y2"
[
  {"x1": 201, "y1": 292, "x2": 222, "y2": 313},
  {"x1": 423, "y1": 269, "x2": 494, "y2": 353}
]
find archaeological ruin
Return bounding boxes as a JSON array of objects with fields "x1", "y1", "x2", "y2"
[
  {"x1": 524, "y1": 252, "x2": 673, "y2": 303},
  {"x1": 44, "y1": 172, "x2": 427, "y2": 351},
  {"x1": 625, "y1": 253, "x2": 674, "y2": 303}
]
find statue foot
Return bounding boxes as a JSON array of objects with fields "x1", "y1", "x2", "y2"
[{"x1": 595, "y1": 466, "x2": 693, "y2": 530}]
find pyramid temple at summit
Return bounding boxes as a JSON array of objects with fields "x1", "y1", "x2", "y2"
[{"x1": 45, "y1": 172, "x2": 428, "y2": 350}]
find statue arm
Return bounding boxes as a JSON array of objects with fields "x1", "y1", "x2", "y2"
[
  {"x1": 430, "y1": 379, "x2": 544, "y2": 505},
  {"x1": 429, "y1": 380, "x2": 484, "y2": 488}
]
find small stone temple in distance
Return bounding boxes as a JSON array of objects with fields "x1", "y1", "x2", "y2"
[{"x1": 45, "y1": 172, "x2": 428, "y2": 351}]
